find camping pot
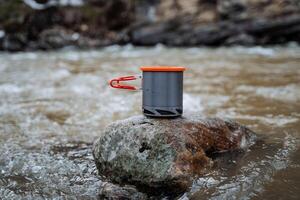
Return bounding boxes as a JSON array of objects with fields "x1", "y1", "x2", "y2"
[{"x1": 109, "y1": 66, "x2": 186, "y2": 118}]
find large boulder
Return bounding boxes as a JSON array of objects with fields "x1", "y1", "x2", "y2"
[{"x1": 93, "y1": 115, "x2": 256, "y2": 194}]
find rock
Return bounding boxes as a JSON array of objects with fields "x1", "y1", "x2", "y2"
[
  {"x1": 93, "y1": 115, "x2": 256, "y2": 194},
  {"x1": 38, "y1": 27, "x2": 75, "y2": 49},
  {"x1": 0, "y1": 0, "x2": 299, "y2": 51},
  {"x1": 99, "y1": 182, "x2": 148, "y2": 200},
  {"x1": 130, "y1": 21, "x2": 178, "y2": 46},
  {"x1": 217, "y1": 0, "x2": 248, "y2": 20},
  {"x1": 1, "y1": 34, "x2": 27, "y2": 52},
  {"x1": 225, "y1": 33, "x2": 256, "y2": 46},
  {"x1": 131, "y1": 14, "x2": 300, "y2": 46}
]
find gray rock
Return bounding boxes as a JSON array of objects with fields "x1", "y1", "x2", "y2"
[
  {"x1": 2, "y1": 34, "x2": 27, "y2": 52},
  {"x1": 217, "y1": 0, "x2": 248, "y2": 20},
  {"x1": 93, "y1": 115, "x2": 256, "y2": 194},
  {"x1": 38, "y1": 27, "x2": 75, "y2": 49},
  {"x1": 225, "y1": 33, "x2": 256, "y2": 46},
  {"x1": 99, "y1": 182, "x2": 148, "y2": 200},
  {"x1": 1, "y1": 0, "x2": 300, "y2": 51}
]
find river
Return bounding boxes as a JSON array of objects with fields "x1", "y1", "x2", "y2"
[{"x1": 0, "y1": 45, "x2": 299, "y2": 199}]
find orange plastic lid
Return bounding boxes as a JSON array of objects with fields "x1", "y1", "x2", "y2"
[{"x1": 140, "y1": 66, "x2": 186, "y2": 72}]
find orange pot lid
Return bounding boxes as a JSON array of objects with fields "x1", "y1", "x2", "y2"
[{"x1": 140, "y1": 66, "x2": 186, "y2": 72}]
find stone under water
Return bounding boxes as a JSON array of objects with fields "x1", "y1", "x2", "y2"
[{"x1": 93, "y1": 115, "x2": 256, "y2": 195}]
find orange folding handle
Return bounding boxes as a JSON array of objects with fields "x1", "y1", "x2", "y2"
[{"x1": 109, "y1": 75, "x2": 137, "y2": 90}]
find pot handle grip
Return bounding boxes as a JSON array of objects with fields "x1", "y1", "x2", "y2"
[{"x1": 109, "y1": 75, "x2": 140, "y2": 90}]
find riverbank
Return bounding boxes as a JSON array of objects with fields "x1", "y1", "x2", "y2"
[{"x1": 0, "y1": 0, "x2": 299, "y2": 51}]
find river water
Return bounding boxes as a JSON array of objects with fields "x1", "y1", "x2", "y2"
[{"x1": 0, "y1": 45, "x2": 299, "y2": 199}]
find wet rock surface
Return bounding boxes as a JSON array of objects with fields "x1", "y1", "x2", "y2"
[
  {"x1": 99, "y1": 182, "x2": 148, "y2": 200},
  {"x1": 93, "y1": 115, "x2": 256, "y2": 195},
  {"x1": 0, "y1": 0, "x2": 300, "y2": 51}
]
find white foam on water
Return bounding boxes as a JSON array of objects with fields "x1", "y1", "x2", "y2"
[
  {"x1": 0, "y1": 84, "x2": 22, "y2": 93},
  {"x1": 255, "y1": 84, "x2": 300, "y2": 102},
  {"x1": 0, "y1": 142, "x2": 101, "y2": 199},
  {"x1": 236, "y1": 84, "x2": 300, "y2": 102},
  {"x1": 183, "y1": 93, "x2": 204, "y2": 115},
  {"x1": 244, "y1": 115, "x2": 297, "y2": 127},
  {"x1": 217, "y1": 108, "x2": 298, "y2": 127},
  {"x1": 235, "y1": 46, "x2": 275, "y2": 56},
  {"x1": 34, "y1": 87, "x2": 55, "y2": 98},
  {"x1": 51, "y1": 69, "x2": 71, "y2": 80},
  {"x1": 70, "y1": 85, "x2": 92, "y2": 95}
]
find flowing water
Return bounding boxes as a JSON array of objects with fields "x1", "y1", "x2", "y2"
[{"x1": 0, "y1": 45, "x2": 299, "y2": 199}]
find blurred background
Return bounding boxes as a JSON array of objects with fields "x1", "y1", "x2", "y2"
[
  {"x1": 0, "y1": 0, "x2": 300, "y2": 51},
  {"x1": 0, "y1": 1, "x2": 300, "y2": 200}
]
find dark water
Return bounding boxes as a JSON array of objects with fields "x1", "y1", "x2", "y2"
[{"x1": 0, "y1": 45, "x2": 299, "y2": 199}]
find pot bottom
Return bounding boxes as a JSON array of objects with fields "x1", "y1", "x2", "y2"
[{"x1": 142, "y1": 106, "x2": 182, "y2": 118}]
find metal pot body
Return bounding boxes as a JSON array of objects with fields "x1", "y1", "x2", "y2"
[{"x1": 142, "y1": 71, "x2": 183, "y2": 117}]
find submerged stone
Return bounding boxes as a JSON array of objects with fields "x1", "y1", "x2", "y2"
[{"x1": 93, "y1": 115, "x2": 256, "y2": 194}]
